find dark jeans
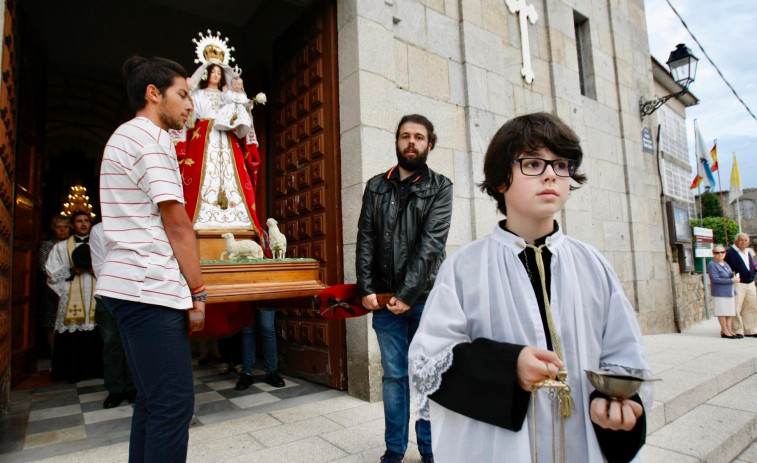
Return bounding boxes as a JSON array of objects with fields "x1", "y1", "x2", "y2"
[
  {"x1": 241, "y1": 308, "x2": 277, "y2": 374},
  {"x1": 94, "y1": 298, "x2": 134, "y2": 394},
  {"x1": 372, "y1": 304, "x2": 432, "y2": 456},
  {"x1": 103, "y1": 297, "x2": 194, "y2": 463}
]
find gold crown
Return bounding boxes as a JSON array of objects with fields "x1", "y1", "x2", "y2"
[
  {"x1": 203, "y1": 44, "x2": 225, "y2": 63},
  {"x1": 192, "y1": 30, "x2": 235, "y2": 66}
]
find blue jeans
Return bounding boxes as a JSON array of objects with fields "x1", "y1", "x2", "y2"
[
  {"x1": 372, "y1": 304, "x2": 432, "y2": 456},
  {"x1": 241, "y1": 308, "x2": 277, "y2": 374},
  {"x1": 103, "y1": 297, "x2": 194, "y2": 463}
]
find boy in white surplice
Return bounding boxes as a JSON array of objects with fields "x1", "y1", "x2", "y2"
[{"x1": 408, "y1": 112, "x2": 652, "y2": 463}]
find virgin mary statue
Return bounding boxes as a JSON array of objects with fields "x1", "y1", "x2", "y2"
[{"x1": 171, "y1": 30, "x2": 270, "y2": 255}]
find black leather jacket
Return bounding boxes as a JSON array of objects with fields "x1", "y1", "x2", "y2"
[{"x1": 356, "y1": 165, "x2": 453, "y2": 306}]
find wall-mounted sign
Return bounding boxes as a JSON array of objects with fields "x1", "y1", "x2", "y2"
[
  {"x1": 641, "y1": 127, "x2": 654, "y2": 153},
  {"x1": 666, "y1": 201, "x2": 692, "y2": 244},
  {"x1": 693, "y1": 226, "x2": 713, "y2": 258}
]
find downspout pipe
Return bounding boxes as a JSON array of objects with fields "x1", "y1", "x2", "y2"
[{"x1": 655, "y1": 123, "x2": 683, "y2": 333}]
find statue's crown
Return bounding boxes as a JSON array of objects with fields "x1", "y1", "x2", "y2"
[{"x1": 192, "y1": 30, "x2": 235, "y2": 66}]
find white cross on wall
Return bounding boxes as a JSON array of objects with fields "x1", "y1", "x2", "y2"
[{"x1": 506, "y1": 0, "x2": 539, "y2": 84}]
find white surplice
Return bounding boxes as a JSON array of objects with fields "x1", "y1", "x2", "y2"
[
  {"x1": 408, "y1": 225, "x2": 652, "y2": 463},
  {"x1": 46, "y1": 237, "x2": 96, "y2": 333}
]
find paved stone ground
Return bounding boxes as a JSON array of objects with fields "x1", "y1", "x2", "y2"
[
  {"x1": 0, "y1": 363, "x2": 342, "y2": 463},
  {"x1": 3, "y1": 317, "x2": 757, "y2": 462}
]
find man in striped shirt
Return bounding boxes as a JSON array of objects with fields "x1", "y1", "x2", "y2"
[{"x1": 95, "y1": 56, "x2": 204, "y2": 463}]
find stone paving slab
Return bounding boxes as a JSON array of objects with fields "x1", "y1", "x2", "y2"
[
  {"x1": 319, "y1": 417, "x2": 386, "y2": 454},
  {"x1": 187, "y1": 432, "x2": 263, "y2": 463},
  {"x1": 325, "y1": 401, "x2": 385, "y2": 427},
  {"x1": 220, "y1": 436, "x2": 348, "y2": 463},
  {"x1": 641, "y1": 445, "x2": 699, "y2": 463},
  {"x1": 735, "y1": 440, "x2": 757, "y2": 462},
  {"x1": 188, "y1": 413, "x2": 281, "y2": 446},
  {"x1": 647, "y1": 404, "x2": 757, "y2": 463},
  {"x1": 250, "y1": 415, "x2": 343, "y2": 448},
  {"x1": 708, "y1": 376, "x2": 757, "y2": 414},
  {"x1": 269, "y1": 395, "x2": 367, "y2": 424}
]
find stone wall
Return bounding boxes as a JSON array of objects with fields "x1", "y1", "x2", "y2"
[
  {"x1": 675, "y1": 272, "x2": 707, "y2": 331},
  {"x1": 338, "y1": 0, "x2": 675, "y2": 400}
]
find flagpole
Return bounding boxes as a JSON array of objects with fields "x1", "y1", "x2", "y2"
[
  {"x1": 713, "y1": 139, "x2": 729, "y2": 245},
  {"x1": 694, "y1": 120, "x2": 710, "y2": 319}
]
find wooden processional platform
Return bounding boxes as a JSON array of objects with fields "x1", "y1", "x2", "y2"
[{"x1": 196, "y1": 229, "x2": 326, "y2": 303}]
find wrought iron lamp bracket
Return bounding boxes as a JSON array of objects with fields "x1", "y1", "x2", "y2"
[{"x1": 639, "y1": 89, "x2": 688, "y2": 120}]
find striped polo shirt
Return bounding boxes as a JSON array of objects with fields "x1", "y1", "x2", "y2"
[{"x1": 94, "y1": 116, "x2": 191, "y2": 310}]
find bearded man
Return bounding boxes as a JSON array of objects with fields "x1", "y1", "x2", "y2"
[{"x1": 356, "y1": 114, "x2": 453, "y2": 463}]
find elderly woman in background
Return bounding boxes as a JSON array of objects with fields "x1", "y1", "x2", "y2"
[{"x1": 708, "y1": 244, "x2": 741, "y2": 339}]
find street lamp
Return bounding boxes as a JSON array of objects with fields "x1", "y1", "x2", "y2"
[{"x1": 640, "y1": 43, "x2": 699, "y2": 119}]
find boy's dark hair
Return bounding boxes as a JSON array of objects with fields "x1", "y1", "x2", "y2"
[
  {"x1": 395, "y1": 114, "x2": 438, "y2": 149},
  {"x1": 122, "y1": 56, "x2": 188, "y2": 111},
  {"x1": 199, "y1": 63, "x2": 224, "y2": 90},
  {"x1": 70, "y1": 210, "x2": 91, "y2": 223},
  {"x1": 478, "y1": 112, "x2": 587, "y2": 215}
]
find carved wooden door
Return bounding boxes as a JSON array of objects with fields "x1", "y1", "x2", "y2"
[
  {"x1": 270, "y1": 1, "x2": 345, "y2": 388},
  {"x1": 1, "y1": 0, "x2": 18, "y2": 409},
  {"x1": 11, "y1": 7, "x2": 45, "y2": 390}
]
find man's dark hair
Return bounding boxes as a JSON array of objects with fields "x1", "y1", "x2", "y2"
[
  {"x1": 395, "y1": 114, "x2": 438, "y2": 149},
  {"x1": 70, "y1": 210, "x2": 91, "y2": 223},
  {"x1": 199, "y1": 64, "x2": 225, "y2": 90},
  {"x1": 122, "y1": 56, "x2": 188, "y2": 111},
  {"x1": 478, "y1": 112, "x2": 587, "y2": 215}
]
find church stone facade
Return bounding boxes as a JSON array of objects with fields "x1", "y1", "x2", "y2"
[
  {"x1": 336, "y1": 0, "x2": 686, "y2": 400},
  {"x1": 0, "y1": 0, "x2": 705, "y2": 409}
]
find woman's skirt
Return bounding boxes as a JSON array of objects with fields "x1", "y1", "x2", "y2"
[{"x1": 712, "y1": 296, "x2": 736, "y2": 317}]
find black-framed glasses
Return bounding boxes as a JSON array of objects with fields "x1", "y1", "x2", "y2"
[
  {"x1": 511, "y1": 158, "x2": 577, "y2": 177},
  {"x1": 713, "y1": 251, "x2": 726, "y2": 254}
]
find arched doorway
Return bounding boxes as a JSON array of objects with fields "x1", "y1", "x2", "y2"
[{"x1": 3, "y1": 0, "x2": 345, "y2": 414}]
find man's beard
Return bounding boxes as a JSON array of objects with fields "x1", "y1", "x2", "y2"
[
  {"x1": 395, "y1": 146, "x2": 429, "y2": 172},
  {"x1": 159, "y1": 104, "x2": 185, "y2": 130}
]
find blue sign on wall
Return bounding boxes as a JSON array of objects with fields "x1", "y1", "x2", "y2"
[{"x1": 642, "y1": 127, "x2": 654, "y2": 154}]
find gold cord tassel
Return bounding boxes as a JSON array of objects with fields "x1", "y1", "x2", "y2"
[
  {"x1": 557, "y1": 376, "x2": 573, "y2": 418},
  {"x1": 526, "y1": 243, "x2": 574, "y2": 416},
  {"x1": 217, "y1": 189, "x2": 229, "y2": 209}
]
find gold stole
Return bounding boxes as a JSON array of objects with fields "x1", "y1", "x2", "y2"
[{"x1": 63, "y1": 236, "x2": 97, "y2": 326}]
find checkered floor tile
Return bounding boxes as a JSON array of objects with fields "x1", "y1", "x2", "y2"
[{"x1": 0, "y1": 361, "x2": 331, "y2": 461}]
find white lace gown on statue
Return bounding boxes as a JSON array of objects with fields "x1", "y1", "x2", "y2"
[
  {"x1": 214, "y1": 89, "x2": 252, "y2": 139},
  {"x1": 188, "y1": 88, "x2": 254, "y2": 230}
]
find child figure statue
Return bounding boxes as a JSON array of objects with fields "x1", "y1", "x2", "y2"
[{"x1": 215, "y1": 75, "x2": 253, "y2": 139}]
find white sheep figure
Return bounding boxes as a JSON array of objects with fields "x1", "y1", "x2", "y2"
[
  {"x1": 220, "y1": 232, "x2": 264, "y2": 260},
  {"x1": 266, "y1": 218, "x2": 287, "y2": 259}
]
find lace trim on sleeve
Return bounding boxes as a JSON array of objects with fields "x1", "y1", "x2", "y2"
[
  {"x1": 48, "y1": 266, "x2": 72, "y2": 284},
  {"x1": 409, "y1": 342, "x2": 462, "y2": 420}
]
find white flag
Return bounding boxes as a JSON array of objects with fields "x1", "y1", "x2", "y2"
[{"x1": 729, "y1": 154, "x2": 742, "y2": 204}]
